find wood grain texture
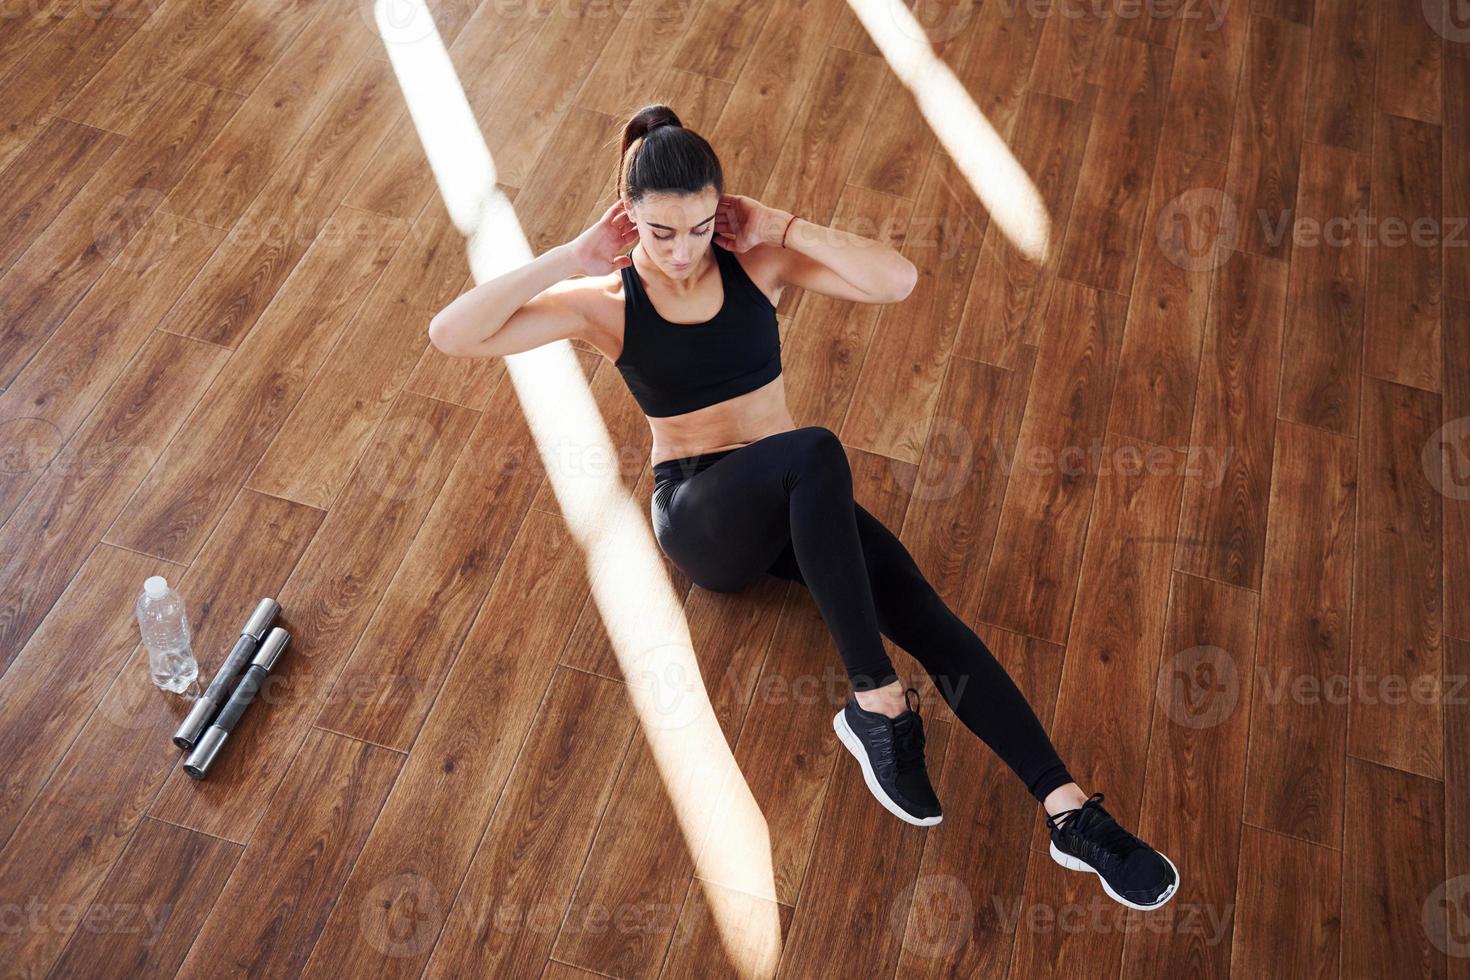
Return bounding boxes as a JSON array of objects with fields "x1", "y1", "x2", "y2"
[
  {"x1": 1242, "y1": 420, "x2": 1356, "y2": 847},
  {"x1": 1277, "y1": 139, "x2": 1369, "y2": 433},
  {"x1": 0, "y1": 1, "x2": 1464, "y2": 974}
]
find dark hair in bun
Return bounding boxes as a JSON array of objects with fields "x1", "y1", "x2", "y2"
[{"x1": 618, "y1": 104, "x2": 723, "y2": 207}]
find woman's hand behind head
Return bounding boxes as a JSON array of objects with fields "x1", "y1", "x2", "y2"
[{"x1": 569, "y1": 198, "x2": 640, "y2": 276}]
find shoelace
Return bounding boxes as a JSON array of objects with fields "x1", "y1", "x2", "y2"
[
  {"x1": 890, "y1": 687, "x2": 926, "y2": 772},
  {"x1": 1046, "y1": 793, "x2": 1144, "y2": 867}
]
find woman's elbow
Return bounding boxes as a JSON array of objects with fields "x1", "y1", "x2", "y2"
[
  {"x1": 427, "y1": 314, "x2": 466, "y2": 356},
  {"x1": 885, "y1": 258, "x2": 919, "y2": 303}
]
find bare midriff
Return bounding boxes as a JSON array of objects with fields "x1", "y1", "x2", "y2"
[{"x1": 640, "y1": 373, "x2": 798, "y2": 464}]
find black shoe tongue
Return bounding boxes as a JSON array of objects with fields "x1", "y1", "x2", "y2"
[{"x1": 1069, "y1": 803, "x2": 1105, "y2": 833}]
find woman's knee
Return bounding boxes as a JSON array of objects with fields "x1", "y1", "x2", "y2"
[{"x1": 790, "y1": 426, "x2": 851, "y2": 485}]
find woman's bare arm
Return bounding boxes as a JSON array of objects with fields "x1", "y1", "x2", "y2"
[
  {"x1": 428, "y1": 200, "x2": 638, "y2": 359},
  {"x1": 428, "y1": 245, "x2": 592, "y2": 359}
]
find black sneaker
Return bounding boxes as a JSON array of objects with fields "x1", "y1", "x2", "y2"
[
  {"x1": 831, "y1": 686, "x2": 942, "y2": 826},
  {"x1": 1045, "y1": 792, "x2": 1179, "y2": 910}
]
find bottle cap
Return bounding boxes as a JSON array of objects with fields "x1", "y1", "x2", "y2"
[{"x1": 144, "y1": 575, "x2": 168, "y2": 599}]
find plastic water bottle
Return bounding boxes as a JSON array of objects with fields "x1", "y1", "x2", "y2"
[{"x1": 136, "y1": 576, "x2": 199, "y2": 695}]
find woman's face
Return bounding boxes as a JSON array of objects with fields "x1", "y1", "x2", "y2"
[{"x1": 626, "y1": 188, "x2": 720, "y2": 278}]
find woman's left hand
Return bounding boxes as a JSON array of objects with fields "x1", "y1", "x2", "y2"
[{"x1": 714, "y1": 193, "x2": 790, "y2": 253}]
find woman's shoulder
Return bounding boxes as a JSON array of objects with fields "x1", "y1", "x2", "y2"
[
  {"x1": 727, "y1": 243, "x2": 783, "y2": 309},
  {"x1": 577, "y1": 267, "x2": 633, "y2": 363}
]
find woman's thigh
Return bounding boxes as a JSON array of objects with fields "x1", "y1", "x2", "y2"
[{"x1": 656, "y1": 426, "x2": 834, "y2": 593}]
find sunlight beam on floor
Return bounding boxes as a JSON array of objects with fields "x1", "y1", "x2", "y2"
[
  {"x1": 846, "y1": 0, "x2": 1050, "y2": 262},
  {"x1": 371, "y1": 2, "x2": 781, "y2": 973}
]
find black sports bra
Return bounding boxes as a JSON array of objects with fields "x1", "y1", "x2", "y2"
[{"x1": 615, "y1": 245, "x2": 781, "y2": 418}]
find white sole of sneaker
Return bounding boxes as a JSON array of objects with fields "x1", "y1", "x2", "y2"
[
  {"x1": 831, "y1": 708, "x2": 942, "y2": 827},
  {"x1": 1048, "y1": 840, "x2": 1181, "y2": 911}
]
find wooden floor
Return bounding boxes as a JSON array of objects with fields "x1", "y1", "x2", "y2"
[{"x1": 0, "y1": 0, "x2": 1466, "y2": 976}]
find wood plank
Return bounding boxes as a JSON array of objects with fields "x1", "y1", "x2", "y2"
[
  {"x1": 0, "y1": 212, "x2": 225, "y2": 528},
  {"x1": 977, "y1": 279, "x2": 1128, "y2": 643},
  {"x1": 253, "y1": 201, "x2": 468, "y2": 505},
  {"x1": 1445, "y1": 298, "x2": 1470, "y2": 642},
  {"x1": 0, "y1": 332, "x2": 229, "y2": 670},
  {"x1": 1376, "y1": 0, "x2": 1442, "y2": 124},
  {"x1": 0, "y1": 488, "x2": 321, "y2": 975},
  {"x1": 1107, "y1": 148, "x2": 1228, "y2": 448},
  {"x1": 146, "y1": 392, "x2": 477, "y2": 841},
  {"x1": 105, "y1": 208, "x2": 405, "y2": 564},
  {"x1": 897, "y1": 626, "x2": 1063, "y2": 978},
  {"x1": 1026, "y1": 0, "x2": 1115, "y2": 103},
  {"x1": 1277, "y1": 139, "x2": 1370, "y2": 433},
  {"x1": 0, "y1": 79, "x2": 241, "y2": 389},
  {"x1": 410, "y1": 667, "x2": 638, "y2": 979},
  {"x1": 901, "y1": 347, "x2": 1036, "y2": 626},
  {"x1": 1222, "y1": 14, "x2": 1310, "y2": 263},
  {"x1": 342, "y1": 0, "x2": 547, "y2": 220},
  {"x1": 155, "y1": 56, "x2": 406, "y2": 349},
  {"x1": 1122, "y1": 571, "x2": 1258, "y2": 977},
  {"x1": 1341, "y1": 758, "x2": 1447, "y2": 978},
  {"x1": 1364, "y1": 112, "x2": 1442, "y2": 391},
  {"x1": 1447, "y1": 636, "x2": 1470, "y2": 980},
  {"x1": 0, "y1": 546, "x2": 180, "y2": 846},
  {"x1": 671, "y1": 0, "x2": 771, "y2": 81},
  {"x1": 776, "y1": 185, "x2": 912, "y2": 431},
  {"x1": 658, "y1": 879, "x2": 794, "y2": 979},
  {"x1": 1301, "y1": 0, "x2": 1376, "y2": 151},
  {"x1": 178, "y1": 0, "x2": 318, "y2": 95},
  {"x1": 0, "y1": 118, "x2": 121, "y2": 274},
  {"x1": 1444, "y1": 55, "x2": 1470, "y2": 303},
  {"x1": 1022, "y1": 432, "x2": 1185, "y2": 868},
  {"x1": 1349, "y1": 376, "x2": 1444, "y2": 777},
  {"x1": 704, "y1": 0, "x2": 849, "y2": 214},
  {"x1": 760, "y1": 46, "x2": 886, "y2": 239},
  {"x1": 576, "y1": 0, "x2": 707, "y2": 117},
  {"x1": 1252, "y1": 0, "x2": 1313, "y2": 25},
  {"x1": 1174, "y1": 248, "x2": 1288, "y2": 590},
  {"x1": 776, "y1": 720, "x2": 953, "y2": 977},
  {"x1": 461, "y1": 0, "x2": 628, "y2": 194},
  {"x1": 1230, "y1": 826, "x2": 1340, "y2": 978},
  {"x1": 955, "y1": 88, "x2": 1095, "y2": 369},
  {"x1": 1158, "y1": 0, "x2": 1249, "y2": 162},
  {"x1": 310, "y1": 375, "x2": 545, "y2": 750},
  {"x1": 1055, "y1": 33, "x2": 1173, "y2": 294},
  {"x1": 0, "y1": 0, "x2": 155, "y2": 169},
  {"x1": 53, "y1": 0, "x2": 247, "y2": 134},
  {"x1": 290, "y1": 508, "x2": 597, "y2": 976},
  {"x1": 839, "y1": 148, "x2": 988, "y2": 463},
  {"x1": 174, "y1": 729, "x2": 404, "y2": 980},
  {"x1": 161, "y1": 0, "x2": 383, "y2": 230},
  {"x1": 1242, "y1": 420, "x2": 1355, "y2": 847},
  {"x1": 47, "y1": 818, "x2": 241, "y2": 979}
]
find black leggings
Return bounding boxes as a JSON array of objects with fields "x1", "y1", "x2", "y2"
[{"x1": 651, "y1": 426, "x2": 1074, "y2": 803}]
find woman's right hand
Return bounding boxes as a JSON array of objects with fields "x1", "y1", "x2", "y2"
[{"x1": 569, "y1": 198, "x2": 639, "y2": 276}]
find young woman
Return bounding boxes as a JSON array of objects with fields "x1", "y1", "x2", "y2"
[{"x1": 429, "y1": 104, "x2": 1179, "y2": 912}]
